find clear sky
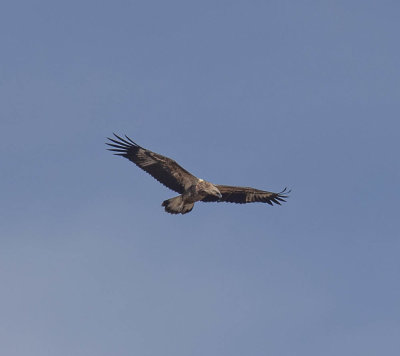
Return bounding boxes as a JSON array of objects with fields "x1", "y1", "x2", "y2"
[{"x1": 1, "y1": 1, "x2": 399, "y2": 355}]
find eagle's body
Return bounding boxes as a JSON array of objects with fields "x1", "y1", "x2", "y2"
[
  {"x1": 106, "y1": 134, "x2": 289, "y2": 214},
  {"x1": 161, "y1": 179, "x2": 221, "y2": 214}
]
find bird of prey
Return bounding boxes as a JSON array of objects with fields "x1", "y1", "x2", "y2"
[{"x1": 106, "y1": 134, "x2": 290, "y2": 214}]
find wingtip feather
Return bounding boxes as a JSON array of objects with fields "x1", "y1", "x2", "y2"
[
  {"x1": 113, "y1": 133, "x2": 138, "y2": 147},
  {"x1": 125, "y1": 135, "x2": 139, "y2": 146}
]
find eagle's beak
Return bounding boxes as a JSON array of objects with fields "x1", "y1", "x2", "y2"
[{"x1": 216, "y1": 191, "x2": 222, "y2": 199}]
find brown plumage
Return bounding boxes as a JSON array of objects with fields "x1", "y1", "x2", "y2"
[{"x1": 106, "y1": 134, "x2": 290, "y2": 214}]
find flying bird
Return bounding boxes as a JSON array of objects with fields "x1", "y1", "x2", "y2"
[{"x1": 106, "y1": 134, "x2": 290, "y2": 214}]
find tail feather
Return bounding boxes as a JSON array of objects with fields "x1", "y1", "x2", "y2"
[{"x1": 162, "y1": 196, "x2": 194, "y2": 215}]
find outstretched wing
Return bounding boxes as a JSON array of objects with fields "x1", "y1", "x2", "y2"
[
  {"x1": 202, "y1": 186, "x2": 290, "y2": 205},
  {"x1": 106, "y1": 134, "x2": 198, "y2": 194}
]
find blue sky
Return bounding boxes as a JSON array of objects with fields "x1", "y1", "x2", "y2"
[{"x1": 1, "y1": 1, "x2": 399, "y2": 355}]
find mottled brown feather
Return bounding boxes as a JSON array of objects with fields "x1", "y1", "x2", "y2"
[
  {"x1": 201, "y1": 186, "x2": 290, "y2": 205},
  {"x1": 106, "y1": 134, "x2": 197, "y2": 194}
]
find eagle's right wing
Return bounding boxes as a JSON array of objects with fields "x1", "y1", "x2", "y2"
[
  {"x1": 202, "y1": 185, "x2": 290, "y2": 205},
  {"x1": 106, "y1": 134, "x2": 198, "y2": 194}
]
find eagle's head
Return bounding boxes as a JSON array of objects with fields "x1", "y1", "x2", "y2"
[
  {"x1": 198, "y1": 179, "x2": 222, "y2": 199},
  {"x1": 210, "y1": 186, "x2": 222, "y2": 199}
]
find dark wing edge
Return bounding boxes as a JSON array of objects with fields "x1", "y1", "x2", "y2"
[
  {"x1": 106, "y1": 133, "x2": 197, "y2": 194},
  {"x1": 202, "y1": 185, "x2": 291, "y2": 205}
]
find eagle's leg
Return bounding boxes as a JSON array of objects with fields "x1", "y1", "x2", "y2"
[{"x1": 162, "y1": 195, "x2": 194, "y2": 215}]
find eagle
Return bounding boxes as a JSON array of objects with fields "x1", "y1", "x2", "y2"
[{"x1": 106, "y1": 134, "x2": 290, "y2": 215}]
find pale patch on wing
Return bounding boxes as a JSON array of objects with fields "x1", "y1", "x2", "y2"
[
  {"x1": 246, "y1": 193, "x2": 254, "y2": 203},
  {"x1": 137, "y1": 151, "x2": 157, "y2": 167}
]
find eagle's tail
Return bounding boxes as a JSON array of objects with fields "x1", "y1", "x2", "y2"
[{"x1": 162, "y1": 195, "x2": 194, "y2": 215}]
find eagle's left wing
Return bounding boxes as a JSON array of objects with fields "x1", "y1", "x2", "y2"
[
  {"x1": 202, "y1": 185, "x2": 290, "y2": 205},
  {"x1": 106, "y1": 134, "x2": 198, "y2": 194}
]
